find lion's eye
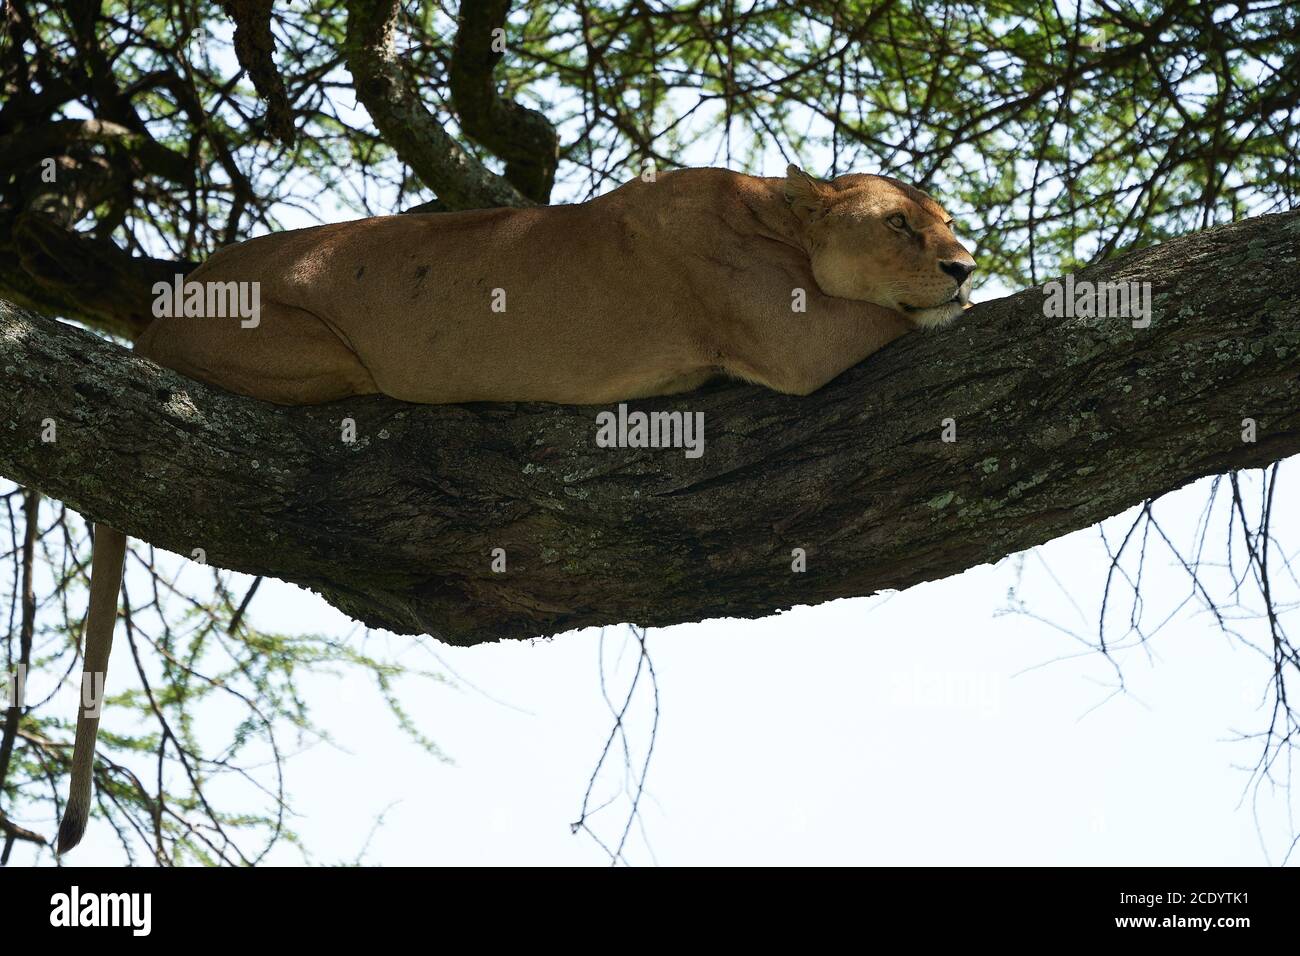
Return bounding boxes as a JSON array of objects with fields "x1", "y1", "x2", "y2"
[{"x1": 887, "y1": 214, "x2": 909, "y2": 231}]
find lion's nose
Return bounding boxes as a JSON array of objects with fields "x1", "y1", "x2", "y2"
[{"x1": 940, "y1": 260, "x2": 975, "y2": 284}]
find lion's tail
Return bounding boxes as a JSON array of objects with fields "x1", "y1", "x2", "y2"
[{"x1": 56, "y1": 523, "x2": 127, "y2": 855}]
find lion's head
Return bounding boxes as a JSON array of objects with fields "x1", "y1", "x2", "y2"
[{"x1": 784, "y1": 164, "x2": 976, "y2": 327}]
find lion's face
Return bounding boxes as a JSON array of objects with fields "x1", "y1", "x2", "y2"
[{"x1": 784, "y1": 166, "x2": 976, "y2": 327}]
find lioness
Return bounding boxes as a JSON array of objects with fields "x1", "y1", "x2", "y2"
[
  {"x1": 137, "y1": 164, "x2": 975, "y2": 403},
  {"x1": 60, "y1": 164, "x2": 975, "y2": 853}
]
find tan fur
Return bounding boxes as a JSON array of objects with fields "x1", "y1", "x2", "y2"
[
  {"x1": 135, "y1": 166, "x2": 974, "y2": 403},
  {"x1": 61, "y1": 166, "x2": 973, "y2": 851},
  {"x1": 57, "y1": 523, "x2": 125, "y2": 855}
]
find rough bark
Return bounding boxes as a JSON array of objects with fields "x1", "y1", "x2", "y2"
[{"x1": 1, "y1": 210, "x2": 1298, "y2": 645}]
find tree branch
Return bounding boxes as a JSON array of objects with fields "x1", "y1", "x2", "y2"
[
  {"x1": 450, "y1": 0, "x2": 558, "y2": 202},
  {"x1": 344, "y1": 0, "x2": 534, "y2": 211},
  {"x1": 218, "y1": 0, "x2": 297, "y2": 146},
  {"x1": 2, "y1": 211, "x2": 1298, "y2": 645},
  {"x1": 0, "y1": 118, "x2": 192, "y2": 185}
]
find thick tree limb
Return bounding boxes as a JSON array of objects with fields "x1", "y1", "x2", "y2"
[
  {"x1": 1, "y1": 211, "x2": 1298, "y2": 645},
  {"x1": 344, "y1": 0, "x2": 534, "y2": 211},
  {"x1": 450, "y1": 0, "x2": 559, "y2": 202}
]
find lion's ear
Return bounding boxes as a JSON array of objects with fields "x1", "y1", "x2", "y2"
[{"x1": 783, "y1": 164, "x2": 828, "y2": 222}]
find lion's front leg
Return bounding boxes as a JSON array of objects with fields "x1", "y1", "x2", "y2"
[{"x1": 722, "y1": 295, "x2": 914, "y2": 396}]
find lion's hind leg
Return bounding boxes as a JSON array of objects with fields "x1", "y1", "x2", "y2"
[{"x1": 137, "y1": 302, "x2": 379, "y2": 405}]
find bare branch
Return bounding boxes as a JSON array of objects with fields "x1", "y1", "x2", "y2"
[
  {"x1": 344, "y1": 0, "x2": 534, "y2": 210},
  {"x1": 218, "y1": 0, "x2": 297, "y2": 146},
  {"x1": 450, "y1": 0, "x2": 558, "y2": 202},
  {"x1": 0, "y1": 118, "x2": 192, "y2": 185}
]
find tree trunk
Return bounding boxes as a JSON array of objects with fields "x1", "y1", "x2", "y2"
[{"x1": 2, "y1": 210, "x2": 1298, "y2": 644}]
